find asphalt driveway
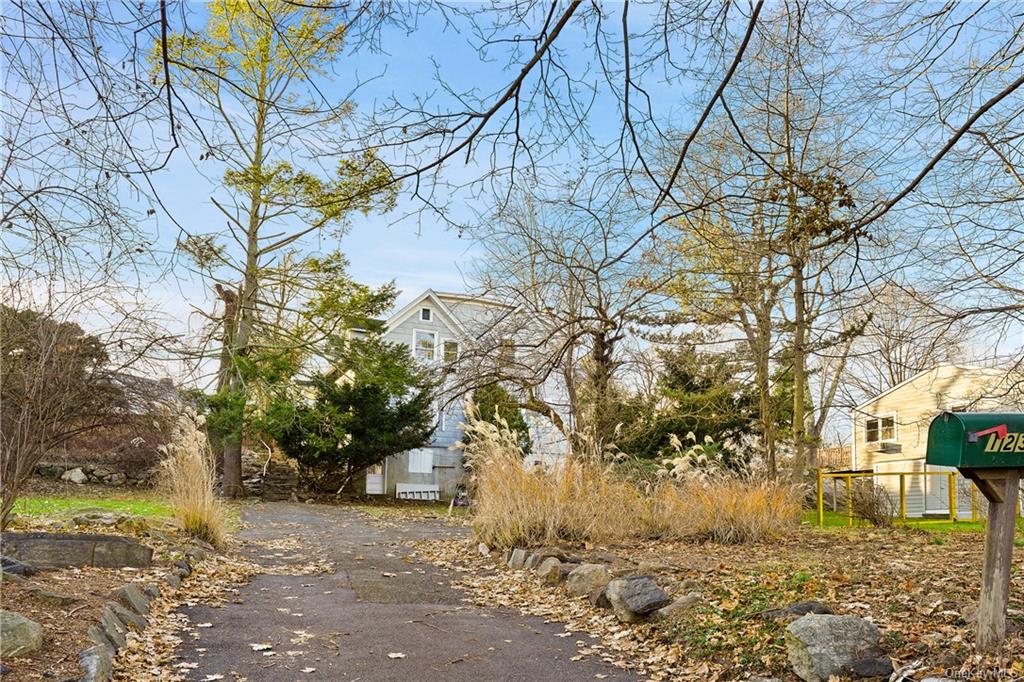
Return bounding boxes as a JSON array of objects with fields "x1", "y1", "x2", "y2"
[{"x1": 177, "y1": 502, "x2": 636, "y2": 681}]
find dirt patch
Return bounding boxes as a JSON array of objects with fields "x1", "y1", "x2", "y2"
[{"x1": 1, "y1": 567, "x2": 153, "y2": 680}]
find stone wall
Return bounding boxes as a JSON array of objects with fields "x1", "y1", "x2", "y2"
[{"x1": 34, "y1": 462, "x2": 158, "y2": 488}]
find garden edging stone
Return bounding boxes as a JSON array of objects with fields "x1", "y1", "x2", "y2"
[{"x1": 77, "y1": 546, "x2": 205, "y2": 681}]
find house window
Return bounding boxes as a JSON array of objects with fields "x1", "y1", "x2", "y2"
[
  {"x1": 443, "y1": 340, "x2": 459, "y2": 363},
  {"x1": 408, "y1": 448, "x2": 433, "y2": 474},
  {"x1": 865, "y1": 415, "x2": 896, "y2": 443},
  {"x1": 420, "y1": 307, "x2": 431, "y2": 321},
  {"x1": 414, "y1": 330, "x2": 436, "y2": 361}
]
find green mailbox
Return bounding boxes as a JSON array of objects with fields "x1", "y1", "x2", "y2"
[
  {"x1": 928, "y1": 410, "x2": 1024, "y2": 653},
  {"x1": 927, "y1": 411, "x2": 1024, "y2": 469}
]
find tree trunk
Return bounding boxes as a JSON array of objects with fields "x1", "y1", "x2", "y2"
[
  {"x1": 221, "y1": 435, "x2": 244, "y2": 498},
  {"x1": 791, "y1": 257, "x2": 808, "y2": 478}
]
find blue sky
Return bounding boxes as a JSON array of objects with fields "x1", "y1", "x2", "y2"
[{"x1": 145, "y1": 3, "x2": 644, "y2": 333}]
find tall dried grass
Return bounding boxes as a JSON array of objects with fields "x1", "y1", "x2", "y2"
[
  {"x1": 460, "y1": 403, "x2": 800, "y2": 547},
  {"x1": 158, "y1": 408, "x2": 227, "y2": 549}
]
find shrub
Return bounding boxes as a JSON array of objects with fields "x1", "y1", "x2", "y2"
[
  {"x1": 159, "y1": 409, "x2": 227, "y2": 548},
  {"x1": 460, "y1": 402, "x2": 800, "y2": 547},
  {"x1": 849, "y1": 480, "x2": 895, "y2": 527}
]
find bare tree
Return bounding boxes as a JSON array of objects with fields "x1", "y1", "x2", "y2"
[{"x1": 460, "y1": 173, "x2": 672, "y2": 456}]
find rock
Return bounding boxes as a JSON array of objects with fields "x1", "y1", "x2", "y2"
[
  {"x1": 80, "y1": 644, "x2": 114, "y2": 681},
  {"x1": 605, "y1": 576, "x2": 672, "y2": 623},
  {"x1": 0, "y1": 609, "x2": 43, "y2": 657},
  {"x1": 108, "y1": 603, "x2": 147, "y2": 632},
  {"x1": 100, "y1": 608, "x2": 127, "y2": 648},
  {"x1": 112, "y1": 583, "x2": 150, "y2": 615},
  {"x1": 764, "y1": 600, "x2": 833, "y2": 621},
  {"x1": 25, "y1": 586, "x2": 79, "y2": 606},
  {"x1": 849, "y1": 656, "x2": 894, "y2": 677},
  {"x1": 636, "y1": 560, "x2": 673, "y2": 574},
  {"x1": 142, "y1": 584, "x2": 161, "y2": 599},
  {"x1": 185, "y1": 545, "x2": 209, "y2": 562},
  {"x1": 591, "y1": 551, "x2": 619, "y2": 563},
  {"x1": 507, "y1": 548, "x2": 528, "y2": 570},
  {"x1": 566, "y1": 563, "x2": 612, "y2": 597},
  {"x1": 0, "y1": 569, "x2": 25, "y2": 583},
  {"x1": 1, "y1": 555, "x2": 36, "y2": 576},
  {"x1": 653, "y1": 592, "x2": 703, "y2": 621},
  {"x1": 536, "y1": 557, "x2": 568, "y2": 584},
  {"x1": 87, "y1": 624, "x2": 117, "y2": 651},
  {"x1": 72, "y1": 509, "x2": 117, "y2": 524},
  {"x1": 174, "y1": 559, "x2": 192, "y2": 576},
  {"x1": 1, "y1": 532, "x2": 153, "y2": 569},
  {"x1": 589, "y1": 587, "x2": 611, "y2": 609},
  {"x1": 164, "y1": 572, "x2": 182, "y2": 589},
  {"x1": 477, "y1": 542, "x2": 491, "y2": 557},
  {"x1": 785, "y1": 614, "x2": 889, "y2": 682},
  {"x1": 106, "y1": 473, "x2": 128, "y2": 486},
  {"x1": 526, "y1": 547, "x2": 568, "y2": 570},
  {"x1": 61, "y1": 467, "x2": 88, "y2": 484}
]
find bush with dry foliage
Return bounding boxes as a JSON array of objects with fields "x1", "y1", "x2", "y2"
[
  {"x1": 159, "y1": 408, "x2": 227, "y2": 548},
  {"x1": 459, "y1": 402, "x2": 800, "y2": 547},
  {"x1": 849, "y1": 480, "x2": 895, "y2": 527}
]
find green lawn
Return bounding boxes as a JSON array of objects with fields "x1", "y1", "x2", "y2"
[
  {"x1": 11, "y1": 493, "x2": 173, "y2": 518},
  {"x1": 803, "y1": 509, "x2": 1024, "y2": 537}
]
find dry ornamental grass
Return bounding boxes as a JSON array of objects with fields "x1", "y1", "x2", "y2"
[
  {"x1": 460, "y1": 403, "x2": 801, "y2": 547},
  {"x1": 158, "y1": 409, "x2": 227, "y2": 549}
]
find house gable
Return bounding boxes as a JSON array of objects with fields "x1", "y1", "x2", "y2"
[
  {"x1": 385, "y1": 289, "x2": 470, "y2": 340},
  {"x1": 852, "y1": 364, "x2": 1012, "y2": 470}
]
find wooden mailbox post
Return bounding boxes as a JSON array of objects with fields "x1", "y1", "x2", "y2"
[{"x1": 927, "y1": 412, "x2": 1023, "y2": 651}]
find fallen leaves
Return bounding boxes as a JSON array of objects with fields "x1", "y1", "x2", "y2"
[
  {"x1": 112, "y1": 553, "x2": 260, "y2": 681},
  {"x1": 414, "y1": 525, "x2": 1024, "y2": 681}
]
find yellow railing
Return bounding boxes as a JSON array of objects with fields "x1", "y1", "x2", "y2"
[{"x1": 816, "y1": 469, "x2": 978, "y2": 527}]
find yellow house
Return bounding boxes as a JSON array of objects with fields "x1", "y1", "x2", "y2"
[{"x1": 851, "y1": 364, "x2": 1023, "y2": 517}]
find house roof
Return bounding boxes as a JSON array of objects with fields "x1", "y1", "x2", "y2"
[
  {"x1": 433, "y1": 290, "x2": 512, "y2": 309},
  {"x1": 854, "y1": 363, "x2": 1008, "y2": 411},
  {"x1": 384, "y1": 289, "x2": 471, "y2": 338}
]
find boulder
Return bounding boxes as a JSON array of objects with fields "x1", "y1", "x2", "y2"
[
  {"x1": 0, "y1": 610, "x2": 43, "y2": 658},
  {"x1": 785, "y1": 614, "x2": 892, "y2": 682},
  {"x1": 87, "y1": 624, "x2": 117, "y2": 652},
  {"x1": 652, "y1": 592, "x2": 703, "y2": 621},
  {"x1": 507, "y1": 548, "x2": 528, "y2": 570},
  {"x1": 589, "y1": 587, "x2": 611, "y2": 609},
  {"x1": 764, "y1": 600, "x2": 833, "y2": 621},
  {"x1": 536, "y1": 557, "x2": 569, "y2": 584},
  {"x1": 79, "y1": 644, "x2": 114, "y2": 682},
  {"x1": 526, "y1": 547, "x2": 568, "y2": 570},
  {"x1": 184, "y1": 544, "x2": 210, "y2": 562},
  {"x1": 61, "y1": 467, "x2": 88, "y2": 484},
  {"x1": 566, "y1": 563, "x2": 612, "y2": 597},
  {"x1": 605, "y1": 576, "x2": 672, "y2": 623},
  {"x1": 0, "y1": 568, "x2": 26, "y2": 583},
  {"x1": 0, "y1": 555, "x2": 36, "y2": 576},
  {"x1": 108, "y1": 603, "x2": 146, "y2": 632},
  {"x1": 25, "y1": 586, "x2": 79, "y2": 606},
  {"x1": 174, "y1": 559, "x2": 192, "y2": 577},
  {"x1": 477, "y1": 542, "x2": 491, "y2": 557},
  {"x1": 142, "y1": 584, "x2": 161, "y2": 599},
  {"x1": 164, "y1": 572, "x2": 182, "y2": 589},
  {"x1": 100, "y1": 608, "x2": 128, "y2": 648},
  {"x1": 112, "y1": 584, "x2": 150, "y2": 615},
  {"x1": 1, "y1": 532, "x2": 153, "y2": 569}
]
